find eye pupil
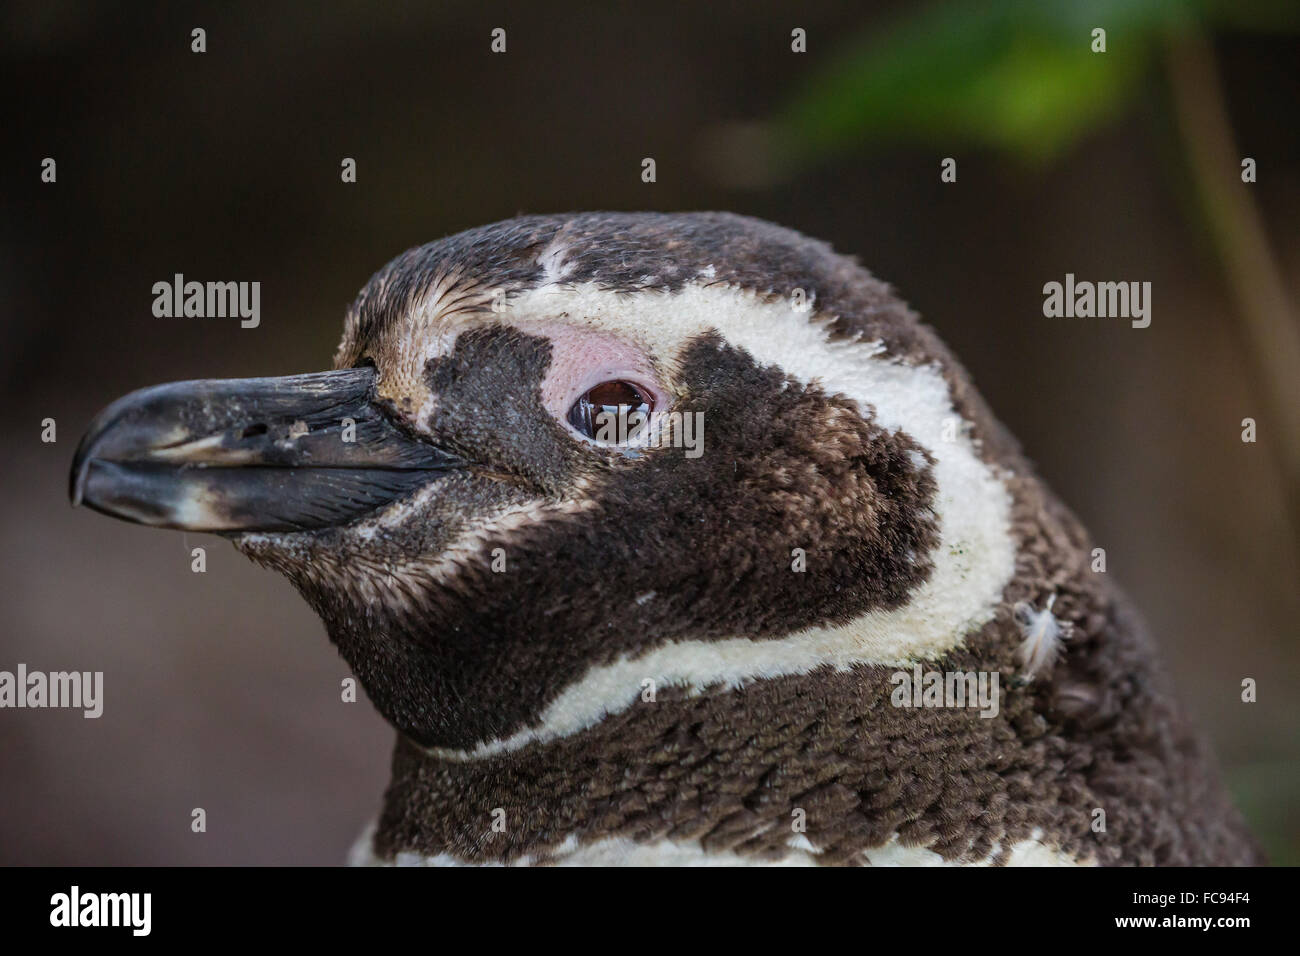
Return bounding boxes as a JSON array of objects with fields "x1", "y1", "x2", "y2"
[
  {"x1": 567, "y1": 380, "x2": 655, "y2": 441},
  {"x1": 587, "y1": 381, "x2": 643, "y2": 407}
]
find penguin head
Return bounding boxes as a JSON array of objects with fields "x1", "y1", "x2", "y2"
[{"x1": 71, "y1": 213, "x2": 1015, "y2": 750}]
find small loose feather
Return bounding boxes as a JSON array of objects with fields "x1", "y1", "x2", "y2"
[{"x1": 1014, "y1": 594, "x2": 1071, "y2": 680}]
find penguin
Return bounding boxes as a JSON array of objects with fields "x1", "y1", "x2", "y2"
[{"x1": 71, "y1": 212, "x2": 1262, "y2": 866}]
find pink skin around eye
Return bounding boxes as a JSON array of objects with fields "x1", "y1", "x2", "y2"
[{"x1": 535, "y1": 324, "x2": 666, "y2": 422}]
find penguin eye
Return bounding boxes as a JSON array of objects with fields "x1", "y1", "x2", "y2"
[{"x1": 567, "y1": 380, "x2": 655, "y2": 443}]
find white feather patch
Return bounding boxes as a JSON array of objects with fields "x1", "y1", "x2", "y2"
[{"x1": 348, "y1": 824, "x2": 1091, "y2": 867}]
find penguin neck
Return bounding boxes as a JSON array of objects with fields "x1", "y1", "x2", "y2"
[
  {"x1": 359, "y1": 480, "x2": 1176, "y2": 867},
  {"x1": 366, "y1": 636, "x2": 1019, "y2": 866}
]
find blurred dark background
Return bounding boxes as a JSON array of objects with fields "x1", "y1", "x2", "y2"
[{"x1": 2, "y1": 1, "x2": 1297, "y2": 865}]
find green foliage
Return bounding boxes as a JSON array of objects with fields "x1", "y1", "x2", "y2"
[{"x1": 778, "y1": 0, "x2": 1294, "y2": 165}]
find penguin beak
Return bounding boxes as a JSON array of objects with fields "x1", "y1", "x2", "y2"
[{"x1": 70, "y1": 367, "x2": 461, "y2": 532}]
